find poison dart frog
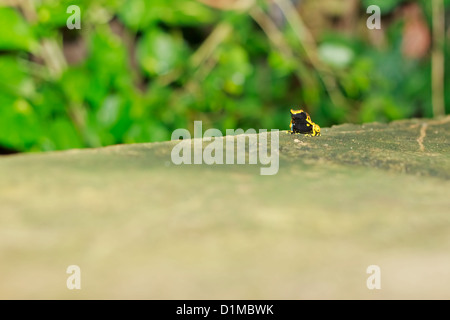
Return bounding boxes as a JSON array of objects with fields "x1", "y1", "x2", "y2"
[{"x1": 289, "y1": 109, "x2": 321, "y2": 136}]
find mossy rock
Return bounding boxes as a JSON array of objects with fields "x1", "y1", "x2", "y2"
[{"x1": 0, "y1": 116, "x2": 449, "y2": 299}]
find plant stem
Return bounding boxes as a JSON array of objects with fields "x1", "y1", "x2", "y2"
[
  {"x1": 432, "y1": 0, "x2": 445, "y2": 117},
  {"x1": 273, "y1": 0, "x2": 349, "y2": 113}
]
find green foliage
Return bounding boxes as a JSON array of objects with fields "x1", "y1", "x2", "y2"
[
  {"x1": 0, "y1": 0, "x2": 447, "y2": 153},
  {"x1": 362, "y1": 0, "x2": 406, "y2": 15},
  {"x1": 0, "y1": 7, "x2": 37, "y2": 51},
  {"x1": 137, "y1": 28, "x2": 190, "y2": 77}
]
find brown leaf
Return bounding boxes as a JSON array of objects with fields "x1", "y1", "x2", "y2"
[{"x1": 401, "y1": 3, "x2": 431, "y2": 59}]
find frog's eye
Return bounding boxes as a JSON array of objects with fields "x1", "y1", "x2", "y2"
[{"x1": 314, "y1": 124, "x2": 321, "y2": 132}]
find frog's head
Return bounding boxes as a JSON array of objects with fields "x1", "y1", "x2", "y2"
[{"x1": 290, "y1": 109, "x2": 310, "y2": 122}]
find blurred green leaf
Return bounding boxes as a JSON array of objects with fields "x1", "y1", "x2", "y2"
[
  {"x1": 137, "y1": 29, "x2": 189, "y2": 77},
  {"x1": 216, "y1": 44, "x2": 253, "y2": 96},
  {"x1": 361, "y1": 0, "x2": 406, "y2": 15},
  {"x1": 0, "y1": 97, "x2": 41, "y2": 150},
  {"x1": 119, "y1": 0, "x2": 215, "y2": 31},
  {"x1": 319, "y1": 43, "x2": 354, "y2": 68},
  {"x1": 45, "y1": 117, "x2": 84, "y2": 150},
  {"x1": 268, "y1": 51, "x2": 297, "y2": 76},
  {"x1": 0, "y1": 7, "x2": 37, "y2": 51},
  {"x1": 0, "y1": 56, "x2": 35, "y2": 98}
]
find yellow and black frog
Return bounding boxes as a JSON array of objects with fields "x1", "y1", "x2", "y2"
[{"x1": 289, "y1": 109, "x2": 321, "y2": 136}]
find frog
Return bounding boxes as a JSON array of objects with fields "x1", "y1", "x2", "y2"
[{"x1": 289, "y1": 109, "x2": 321, "y2": 136}]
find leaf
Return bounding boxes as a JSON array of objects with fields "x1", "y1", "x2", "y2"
[
  {"x1": 45, "y1": 117, "x2": 84, "y2": 150},
  {"x1": 0, "y1": 7, "x2": 37, "y2": 52},
  {"x1": 118, "y1": 0, "x2": 215, "y2": 31},
  {"x1": 318, "y1": 43, "x2": 354, "y2": 68},
  {"x1": 137, "y1": 29, "x2": 189, "y2": 77},
  {"x1": 0, "y1": 56, "x2": 35, "y2": 99},
  {"x1": 96, "y1": 95, "x2": 122, "y2": 128},
  {"x1": 361, "y1": 0, "x2": 405, "y2": 15},
  {"x1": 0, "y1": 97, "x2": 41, "y2": 151}
]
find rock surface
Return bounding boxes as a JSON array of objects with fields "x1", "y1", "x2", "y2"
[{"x1": 0, "y1": 116, "x2": 449, "y2": 299}]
